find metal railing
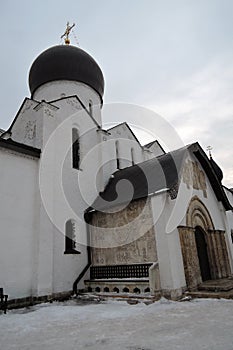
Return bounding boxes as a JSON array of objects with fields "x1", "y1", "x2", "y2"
[{"x1": 90, "y1": 263, "x2": 153, "y2": 280}]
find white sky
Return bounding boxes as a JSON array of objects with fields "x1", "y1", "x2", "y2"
[{"x1": 0, "y1": 0, "x2": 233, "y2": 187}]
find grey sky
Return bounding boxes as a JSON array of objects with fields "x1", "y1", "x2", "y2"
[{"x1": 0, "y1": 0, "x2": 233, "y2": 186}]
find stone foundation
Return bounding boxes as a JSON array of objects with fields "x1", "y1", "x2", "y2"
[
  {"x1": 161, "y1": 287, "x2": 187, "y2": 301},
  {"x1": 5, "y1": 291, "x2": 73, "y2": 310},
  {"x1": 84, "y1": 280, "x2": 152, "y2": 295}
]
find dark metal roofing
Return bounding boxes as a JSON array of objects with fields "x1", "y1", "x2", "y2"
[
  {"x1": 88, "y1": 142, "x2": 232, "y2": 212},
  {"x1": 209, "y1": 157, "x2": 223, "y2": 182},
  {"x1": 90, "y1": 146, "x2": 188, "y2": 212},
  {"x1": 29, "y1": 45, "x2": 104, "y2": 100},
  {"x1": 0, "y1": 138, "x2": 41, "y2": 158}
]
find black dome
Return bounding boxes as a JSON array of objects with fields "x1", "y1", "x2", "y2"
[
  {"x1": 29, "y1": 45, "x2": 104, "y2": 100},
  {"x1": 210, "y1": 157, "x2": 223, "y2": 182}
]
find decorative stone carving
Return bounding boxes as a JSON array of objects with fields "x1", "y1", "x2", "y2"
[
  {"x1": 168, "y1": 182, "x2": 179, "y2": 200},
  {"x1": 90, "y1": 198, "x2": 157, "y2": 266},
  {"x1": 44, "y1": 108, "x2": 54, "y2": 118},
  {"x1": 178, "y1": 226, "x2": 202, "y2": 289},
  {"x1": 25, "y1": 121, "x2": 36, "y2": 140},
  {"x1": 182, "y1": 160, "x2": 207, "y2": 198},
  {"x1": 66, "y1": 98, "x2": 82, "y2": 110},
  {"x1": 186, "y1": 196, "x2": 214, "y2": 230},
  {"x1": 178, "y1": 196, "x2": 231, "y2": 290}
]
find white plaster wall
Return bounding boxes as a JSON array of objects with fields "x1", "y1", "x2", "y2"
[
  {"x1": 33, "y1": 80, "x2": 102, "y2": 126},
  {"x1": 10, "y1": 99, "x2": 43, "y2": 149},
  {"x1": 177, "y1": 152, "x2": 233, "y2": 274},
  {"x1": 143, "y1": 142, "x2": 165, "y2": 160},
  {"x1": 151, "y1": 193, "x2": 186, "y2": 292},
  {"x1": 149, "y1": 151, "x2": 233, "y2": 293},
  {"x1": 0, "y1": 149, "x2": 39, "y2": 299},
  {"x1": 35, "y1": 96, "x2": 105, "y2": 295},
  {"x1": 1, "y1": 89, "x2": 104, "y2": 298},
  {"x1": 100, "y1": 123, "x2": 146, "y2": 186},
  {"x1": 179, "y1": 153, "x2": 227, "y2": 231}
]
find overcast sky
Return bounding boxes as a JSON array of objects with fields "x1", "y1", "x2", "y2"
[{"x1": 0, "y1": 0, "x2": 233, "y2": 187}]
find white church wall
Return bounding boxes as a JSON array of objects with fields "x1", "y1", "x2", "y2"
[
  {"x1": 100, "y1": 123, "x2": 145, "y2": 187},
  {"x1": 143, "y1": 141, "x2": 165, "y2": 160},
  {"x1": 9, "y1": 99, "x2": 44, "y2": 149},
  {"x1": 52, "y1": 225, "x2": 88, "y2": 294},
  {"x1": 150, "y1": 193, "x2": 186, "y2": 297},
  {"x1": 0, "y1": 149, "x2": 39, "y2": 299},
  {"x1": 178, "y1": 152, "x2": 233, "y2": 272},
  {"x1": 33, "y1": 80, "x2": 102, "y2": 126},
  {"x1": 35, "y1": 97, "x2": 105, "y2": 295},
  {"x1": 179, "y1": 153, "x2": 228, "y2": 230},
  {"x1": 150, "y1": 151, "x2": 233, "y2": 295}
]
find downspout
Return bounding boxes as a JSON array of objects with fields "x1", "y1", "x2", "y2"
[{"x1": 73, "y1": 211, "x2": 92, "y2": 294}]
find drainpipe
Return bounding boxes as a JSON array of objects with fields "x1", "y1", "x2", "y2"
[{"x1": 73, "y1": 211, "x2": 92, "y2": 294}]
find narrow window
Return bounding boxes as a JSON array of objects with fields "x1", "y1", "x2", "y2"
[
  {"x1": 89, "y1": 100, "x2": 93, "y2": 116},
  {"x1": 131, "y1": 148, "x2": 135, "y2": 165},
  {"x1": 115, "y1": 141, "x2": 120, "y2": 169},
  {"x1": 72, "y1": 128, "x2": 80, "y2": 169},
  {"x1": 64, "y1": 219, "x2": 80, "y2": 254}
]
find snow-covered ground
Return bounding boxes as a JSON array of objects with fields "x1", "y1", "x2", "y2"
[{"x1": 0, "y1": 297, "x2": 233, "y2": 350}]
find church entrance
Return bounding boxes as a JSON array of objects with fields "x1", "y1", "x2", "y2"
[
  {"x1": 178, "y1": 196, "x2": 232, "y2": 290},
  {"x1": 194, "y1": 226, "x2": 211, "y2": 281}
]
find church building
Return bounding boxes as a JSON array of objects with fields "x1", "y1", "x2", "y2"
[{"x1": 1, "y1": 35, "x2": 233, "y2": 305}]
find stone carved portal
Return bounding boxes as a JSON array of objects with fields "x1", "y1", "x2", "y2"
[
  {"x1": 178, "y1": 196, "x2": 231, "y2": 289},
  {"x1": 194, "y1": 226, "x2": 211, "y2": 282}
]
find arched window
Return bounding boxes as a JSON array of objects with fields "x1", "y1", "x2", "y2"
[
  {"x1": 72, "y1": 128, "x2": 80, "y2": 169},
  {"x1": 64, "y1": 219, "x2": 80, "y2": 254},
  {"x1": 131, "y1": 148, "x2": 135, "y2": 165},
  {"x1": 89, "y1": 100, "x2": 93, "y2": 116},
  {"x1": 115, "y1": 141, "x2": 120, "y2": 169}
]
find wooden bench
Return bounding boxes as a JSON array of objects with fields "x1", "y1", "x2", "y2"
[{"x1": 0, "y1": 288, "x2": 8, "y2": 314}]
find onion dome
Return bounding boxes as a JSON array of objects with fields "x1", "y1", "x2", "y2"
[
  {"x1": 210, "y1": 157, "x2": 223, "y2": 182},
  {"x1": 28, "y1": 45, "x2": 104, "y2": 100}
]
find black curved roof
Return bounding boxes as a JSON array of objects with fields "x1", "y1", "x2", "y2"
[
  {"x1": 209, "y1": 157, "x2": 223, "y2": 182},
  {"x1": 29, "y1": 45, "x2": 104, "y2": 100},
  {"x1": 87, "y1": 143, "x2": 232, "y2": 212}
]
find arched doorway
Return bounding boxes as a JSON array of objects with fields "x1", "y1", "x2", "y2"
[
  {"x1": 179, "y1": 196, "x2": 231, "y2": 289},
  {"x1": 194, "y1": 226, "x2": 211, "y2": 281}
]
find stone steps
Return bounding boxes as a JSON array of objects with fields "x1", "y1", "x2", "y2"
[
  {"x1": 198, "y1": 277, "x2": 233, "y2": 292},
  {"x1": 186, "y1": 277, "x2": 233, "y2": 299},
  {"x1": 186, "y1": 289, "x2": 233, "y2": 299}
]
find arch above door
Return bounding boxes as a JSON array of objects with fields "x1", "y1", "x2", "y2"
[{"x1": 186, "y1": 196, "x2": 214, "y2": 231}]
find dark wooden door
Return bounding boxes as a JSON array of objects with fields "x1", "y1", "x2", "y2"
[{"x1": 195, "y1": 227, "x2": 211, "y2": 281}]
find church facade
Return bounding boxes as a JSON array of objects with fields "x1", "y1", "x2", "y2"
[{"x1": 0, "y1": 42, "x2": 233, "y2": 304}]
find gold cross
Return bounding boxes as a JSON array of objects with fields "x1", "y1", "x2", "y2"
[{"x1": 61, "y1": 22, "x2": 75, "y2": 45}]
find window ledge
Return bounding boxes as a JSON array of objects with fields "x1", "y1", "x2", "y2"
[{"x1": 64, "y1": 250, "x2": 81, "y2": 255}]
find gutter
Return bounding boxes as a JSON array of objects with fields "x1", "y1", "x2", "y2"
[{"x1": 72, "y1": 211, "x2": 92, "y2": 294}]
